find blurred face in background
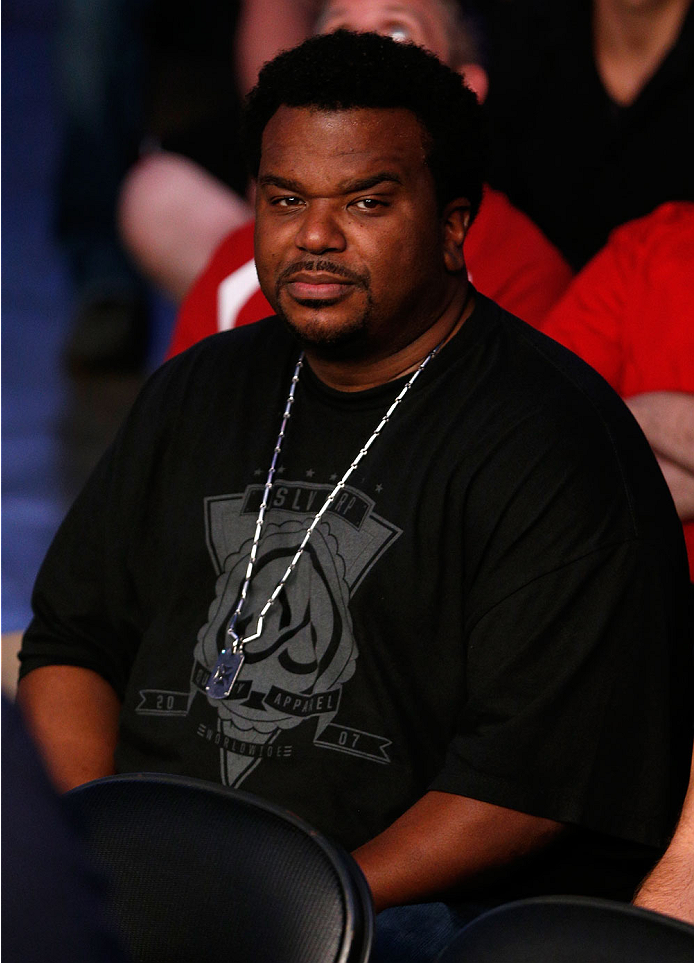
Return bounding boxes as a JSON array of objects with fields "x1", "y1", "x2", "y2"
[
  {"x1": 315, "y1": 0, "x2": 455, "y2": 66},
  {"x1": 315, "y1": 0, "x2": 489, "y2": 103}
]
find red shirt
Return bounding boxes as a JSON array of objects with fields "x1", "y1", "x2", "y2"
[
  {"x1": 542, "y1": 202, "x2": 694, "y2": 576},
  {"x1": 168, "y1": 186, "x2": 573, "y2": 358}
]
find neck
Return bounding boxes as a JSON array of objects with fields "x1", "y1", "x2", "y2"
[
  {"x1": 593, "y1": 0, "x2": 690, "y2": 104},
  {"x1": 303, "y1": 282, "x2": 474, "y2": 392}
]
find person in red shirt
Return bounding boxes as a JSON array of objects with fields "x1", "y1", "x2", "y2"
[
  {"x1": 542, "y1": 202, "x2": 694, "y2": 578},
  {"x1": 118, "y1": 0, "x2": 572, "y2": 351}
]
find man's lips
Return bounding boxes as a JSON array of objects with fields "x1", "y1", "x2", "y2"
[{"x1": 283, "y1": 272, "x2": 356, "y2": 302}]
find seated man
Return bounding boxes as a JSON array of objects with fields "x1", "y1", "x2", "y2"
[
  {"x1": 18, "y1": 32, "x2": 692, "y2": 963},
  {"x1": 541, "y1": 202, "x2": 694, "y2": 579},
  {"x1": 119, "y1": 0, "x2": 572, "y2": 344}
]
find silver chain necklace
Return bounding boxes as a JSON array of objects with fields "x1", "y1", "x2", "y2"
[{"x1": 206, "y1": 342, "x2": 443, "y2": 699}]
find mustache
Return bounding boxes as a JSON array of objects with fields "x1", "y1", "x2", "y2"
[{"x1": 277, "y1": 259, "x2": 370, "y2": 287}]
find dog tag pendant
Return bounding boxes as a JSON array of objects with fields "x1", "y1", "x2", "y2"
[{"x1": 206, "y1": 634, "x2": 244, "y2": 700}]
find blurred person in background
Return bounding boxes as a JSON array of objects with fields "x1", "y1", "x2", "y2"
[
  {"x1": 541, "y1": 202, "x2": 694, "y2": 581},
  {"x1": 482, "y1": 0, "x2": 694, "y2": 269},
  {"x1": 55, "y1": 0, "x2": 151, "y2": 373},
  {"x1": 55, "y1": 0, "x2": 315, "y2": 373}
]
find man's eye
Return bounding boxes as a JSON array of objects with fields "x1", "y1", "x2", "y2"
[
  {"x1": 273, "y1": 196, "x2": 302, "y2": 207},
  {"x1": 352, "y1": 198, "x2": 386, "y2": 211}
]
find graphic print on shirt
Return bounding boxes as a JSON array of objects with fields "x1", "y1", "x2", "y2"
[{"x1": 190, "y1": 481, "x2": 401, "y2": 788}]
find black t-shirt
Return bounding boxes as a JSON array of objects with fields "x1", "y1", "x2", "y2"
[
  {"x1": 21, "y1": 295, "x2": 693, "y2": 899},
  {"x1": 483, "y1": 0, "x2": 694, "y2": 269}
]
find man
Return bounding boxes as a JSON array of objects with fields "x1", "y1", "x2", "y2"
[
  {"x1": 120, "y1": 0, "x2": 573, "y2": 331},
  {"x1": 18, "y1": 32, "x2": 692, "y2": 961}
]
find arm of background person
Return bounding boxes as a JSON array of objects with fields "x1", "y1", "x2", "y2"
[
  {"x1": 655, "y1": 457, "x2": 694, "y2": 522},
  {"x1": 634, "y1": 749, "x2": 694, "y2": 925},
  {"x1": 626, "y1": 392, "x2": 694, "y2": 521},
  {"x1": 234, "y1": 0, "x2": 319, "y2": 94},
  {"x1": 353, "y1": 790, "x2": 563, "y2": 912},
  {"x1": 16, "y1": 666, "x2": 121, "y2": 793},
  {"x1": 118, "y1": 152, "x2": 253, "y2": 303}
]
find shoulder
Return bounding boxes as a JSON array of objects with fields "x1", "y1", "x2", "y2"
[
  {"x1": 132, "y1": 318, "x2": 293, "y2": 425},
  {"x1": 473, "y1": 186, "x2": 541, "y2": 235},
  {"x1": 466, "y1": 294, "x2": 619, "y2": 404},
  {"x1": 543, "y1": 201, "x2": 694, "y2": 320},
  {"x1": 469, "y1": 186, "x2": 569, "y2": 258},
  {"x1": 170, "y1": 220, "x2": 257, "y2": 357},
  {"x1": 457, "y1": 295, "x2": 660, "y2": 482},
  {"x1": 607, "y1": 202, "x2": 694, "y2": 260},
  {"x1": 466, "y1": 187, "x2": 573, "y2": 324},
  {"x1": 168, "y1": 313, "x2": 285, "y2": 362},
  {"x1": 444, "y1": 297, "x2": 684, "y2": 575}
]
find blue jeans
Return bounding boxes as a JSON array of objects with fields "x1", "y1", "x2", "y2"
[{"x1": 372, "y1": 900, "x2": 495, "y2": 962}]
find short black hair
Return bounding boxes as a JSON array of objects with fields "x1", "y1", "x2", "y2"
[{"x1": 242, "y1": 30, "x2": 487, "y2": 218}]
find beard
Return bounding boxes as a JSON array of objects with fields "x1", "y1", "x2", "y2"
[
  {"x1": 272, "y1": 258, "x2": 375, "y2": 360},
  {"x1": 274, "y1": 295, "x2": 375, "y2": 358}
]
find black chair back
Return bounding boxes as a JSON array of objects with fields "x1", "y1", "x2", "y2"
[
  {"x1": 65, "y1": 773, "x2": 373, "y2": 963},
  {"x1": 437, "y1": 895, "x2": 694, "y2": 963}
]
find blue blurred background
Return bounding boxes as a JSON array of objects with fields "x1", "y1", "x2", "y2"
[{"x1": 2, "y1": 0, "x2": 174, "y2": 643}]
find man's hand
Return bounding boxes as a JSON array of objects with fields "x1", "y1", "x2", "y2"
[
  {"x1": 352, "y1": 790, "x2": 563, "y2": 912},
  {"x1": 626, "y1": 392, "x2": 694, "y2": 520},
  {"x1": 16, "y1": 665, "x2": 121, "y2": 792}
]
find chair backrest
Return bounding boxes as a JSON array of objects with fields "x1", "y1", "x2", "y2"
[
  {"x1": 437, "y1": 895, "x2": 694, "y2": 963},
  {"x1": 65, "y1": 773, "x2": 373, "y2": 963}
]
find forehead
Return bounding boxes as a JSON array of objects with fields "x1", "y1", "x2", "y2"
[
  {"x1": 259, "y1": 106, "x2": 431, "y2": 185},
  {"x1": 316, "y1": 0, "x2": 451, "y2": 62}
]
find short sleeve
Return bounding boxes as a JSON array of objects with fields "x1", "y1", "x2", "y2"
[
  {"x1": 431, "y1": 538, "x2": 691, "y2": 848},
  {"x1": 19, "y1": 360, "x2": 182, "y2": 697},
  {"x1": 167, "y1": 221, "x2": 271, "y2": 358},
  {"x1": 167, "y1": 224, "x2": 254, "y2": 358},
  {"x1": 541, "y1": 228, "x2": 633, "y2": 389}
]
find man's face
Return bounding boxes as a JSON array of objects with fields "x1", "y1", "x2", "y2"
[
  {"x1": 316, "y1": 0, "x2": 453, "y2": 65},
  {"x1": 255, "y1": 106, "x2": 455, "y2": 362}
]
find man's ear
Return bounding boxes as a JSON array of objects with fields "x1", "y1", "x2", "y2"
[
  {"x1": 442, "y1": 198, "x2": 471, "y2": 273},
  {"x1": 457, "y1": 63, "x2": 489, "y2": 104}
]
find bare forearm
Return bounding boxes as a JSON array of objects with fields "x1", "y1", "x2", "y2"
[
  {"x1": 626, "y1": 392, "x2": 694, "y2": 474},
  {"x1": 635, "y1": 754, "x2": 694, "y2": 924},
  {"x1": 352, "y1": 790, "x2": 563, "y2": 912},
  {"x1": 657, "y1": 456, "x2": 694, "y2": 521},
  {"x1": 634, "y1": 849, "x2": 694, "y2": 924},
  {"x1": 17, "y1": 665, "x2": 121, "y2": 792}
]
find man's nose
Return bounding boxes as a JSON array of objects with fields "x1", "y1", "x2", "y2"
[{"x1": 295, "y1": 202, "x2": 347, "y2": 254}]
